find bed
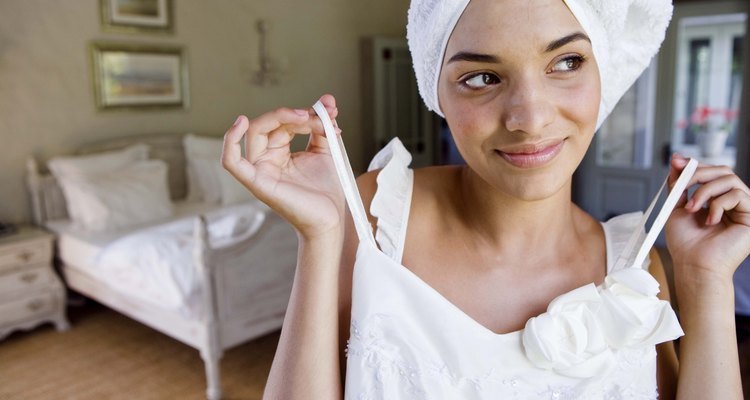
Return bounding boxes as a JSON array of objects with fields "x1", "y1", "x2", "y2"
[{"x1": 25, "y1": 133, "x2": 298, "y2": 400}]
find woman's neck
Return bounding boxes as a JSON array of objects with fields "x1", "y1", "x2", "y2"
[{"x1": 454, "y1": 165, "x2": 583, "y2": 261}]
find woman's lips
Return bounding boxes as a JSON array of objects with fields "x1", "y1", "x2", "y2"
[{"x1": 497, "y1": 140, "x2": 565, "y2": 168}]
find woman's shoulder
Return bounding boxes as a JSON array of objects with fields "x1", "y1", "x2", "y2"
[
  {"x1": 356, "y1": 165, "x2": 462, "y2": 222},
  {"x1": 357, "y1": 164, "x2": 462, "y2": 201}
]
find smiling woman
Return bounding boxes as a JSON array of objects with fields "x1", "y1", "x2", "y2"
[
  {"x1": 437, "y1": 1, "x2": 601, "y2": 201},
  {"x1": 219, "y1": 0, "x2": 750, "y2": 399}
]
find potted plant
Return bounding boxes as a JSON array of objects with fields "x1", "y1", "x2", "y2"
[{"x1": 677, "y1": 106, "x2": 737, "y2": 158}]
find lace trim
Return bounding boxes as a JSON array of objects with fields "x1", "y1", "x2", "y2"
[
  {"x1": 367, "y1": 138, "x2": 414, "y2": 262},
  {"x1": 346, "y1": 314, "x2": 660, "y2": 400}
]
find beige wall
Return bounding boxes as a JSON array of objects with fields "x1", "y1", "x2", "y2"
[{"x1": 0, "y1": 0, "x2": 409, "y2": 223}]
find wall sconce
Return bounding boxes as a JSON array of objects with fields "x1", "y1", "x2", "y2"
[{"x1": 253, "y1": 19, "x2": 282, "y2": 86}]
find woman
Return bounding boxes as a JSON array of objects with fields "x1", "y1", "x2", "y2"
[{"x1": 222, "y1": 0, "x2": 750, "y2": 398}]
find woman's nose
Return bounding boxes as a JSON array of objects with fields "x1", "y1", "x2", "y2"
[{"x1": 502, "y1": 76, "x2": 555, "y2": 134}]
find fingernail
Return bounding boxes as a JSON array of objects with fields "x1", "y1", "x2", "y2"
[
  {"x1": 335, "y1": 127, "x2": 342, "y2": 135},
  {"x1": 232, "y1": 116, "x2": 243, "y2": 127},
  {"x1": 686, "y1": 198, "x2": 694, "y2": 209},
  {"x1": 294, "y1": 109, "x2": 308, "y2": 116}
]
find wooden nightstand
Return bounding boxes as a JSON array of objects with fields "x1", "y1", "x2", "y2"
[{"x1": 0, "y1": 226, "x2": 69, "y2": 340}]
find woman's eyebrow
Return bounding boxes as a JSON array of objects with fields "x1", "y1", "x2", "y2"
[
  {"x1": 446, "y1": 32, "x2": 591, "y2": 65},
  {"x1": 447, "y1": 52, "x2": 499, "y2": 64},
  {"x1": 545, "y1": 32, "x2": 591, "y2": 53}
]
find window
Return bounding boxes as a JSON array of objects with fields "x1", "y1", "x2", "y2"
[{"x1": 672, "y1": 13, "x2": 746, "y2": 167}]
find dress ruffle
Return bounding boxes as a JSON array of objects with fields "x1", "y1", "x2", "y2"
[
  {"x1": 367, "y1": 138, "x2": 414, "y2": 262},
  {"x1": 522, "y1": 267, "x2": 684, "y2": 378}
]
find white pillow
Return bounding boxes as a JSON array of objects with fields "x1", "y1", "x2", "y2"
[
  {"x1": 183, "y1": 134, "x2": 223, "y2": 203},
  {"x1": 216, "y1": 163, "x2": 254, "y2": 205},
  {"x1": 61, "y1": 160, "x2": 172, "y2": 231},
  {"x1": 190, "y1": 156, "x2": 222, "y2": 203},
  {"x1": 183, "y1": 133, "x2": 255, "y2": 205},
  {"x1": 48, "y1": 143, "x2": 150, "y2": 222},
  {"x1": 48, "y1": 143, "x2": 149, "y2": 177}
]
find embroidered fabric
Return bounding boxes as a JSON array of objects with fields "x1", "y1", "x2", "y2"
[{"x1": 312, "y1": 104, "x2": 689, "y2": 399}]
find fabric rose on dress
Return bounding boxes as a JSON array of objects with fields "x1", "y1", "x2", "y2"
[
  {"x1": 597, "y1": 268, "x2": 684, "y2": 348},
  {"x1": 522, "y1": 267, "x2": 684, "y2": 379},
  {"x1": 522, "y1": 284, "x2": 615, "y2": 378}
]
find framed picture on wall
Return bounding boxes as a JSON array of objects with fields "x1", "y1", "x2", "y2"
[
  {"x1": 100, "y1": 0, "x2": 173, "y2": 33},
  {"x1": 91, "y1": 42, "x2": 189, "y2": 110}
]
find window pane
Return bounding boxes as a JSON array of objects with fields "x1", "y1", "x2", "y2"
[
  {"x1": 596, "y1": 63, "x2": 655, "y2": 169},
  {"x1": 728, "y1": 35, "x2": 744, "y2": 146},
  {"x1": 597, "y1": 85, "x2": 637, "y2": 167},
  {"x1": 684, "y1": 38, "x2": 712, "y2": 145}
]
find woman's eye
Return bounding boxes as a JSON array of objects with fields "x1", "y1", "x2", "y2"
[
  {"x1": 550, "y1": 56, "x2": 584, "y2": 73},
  {"x1": 462, "y1": 73, "x2": 500, "y2": 89}
]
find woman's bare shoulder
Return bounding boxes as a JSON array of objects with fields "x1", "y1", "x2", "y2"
[
  {"x1": 412, "y1": 165, "x2": 464, "y2": 206},
  {"x1": 357, "y1": 165, "x2": 463, "y2": 208}
]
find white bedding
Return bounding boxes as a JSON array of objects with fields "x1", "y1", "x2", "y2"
[{"x1": 46, "y1": 200, "x2": 271, "y2": 318}]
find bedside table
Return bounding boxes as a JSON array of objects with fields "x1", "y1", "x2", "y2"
[{"x1": 0, "y1": 226, "x2": 69, "y2": 340}]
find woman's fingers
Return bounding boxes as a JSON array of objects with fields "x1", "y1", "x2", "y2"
[
  {"x1": 706, "y1": 188, "x2": 750, "y2": 226},
  {"x1": 687, "y1": 164, "x2": 744, "y2": 189},
  {"x1": 222, "y1": 115, "x2": 260, "y2": 187},
  {"x1": 222, "y1": 94, "x2": 341, "y2": 179},
  {"x1": 306, "y1": 99, "x2": 341, "y2": 153},
  {"x1": 222, "y1": 115, "x2": 249, "y2": 172},
  {"x1": 245, "y1": 107, "x2": 310, "y2": 163},
  {"x1": 669, "y1": 154, "x2": 692, "y2": 207},
  {"x1": 668, "y1": 153, "x2": 688, "y2": 187},
  {"x1": 666, "y1": 154, "x2": 750, "y2": 226},
  {"x1": 687, "y1": 174, "x2": 745, "y2": 211}
]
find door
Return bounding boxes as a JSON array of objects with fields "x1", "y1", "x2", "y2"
[
  {"x1": 671, "y1": 14, "x2": 745, "y2": 167},
  {"x1": 574, "y1": 1, "x2": 749, "y2": 224},
  {"x1": 574, "y1": 62, "x2": 660, "y2": 221},
  {"x1": 361, "y1": 37, "x2": 436, "y2": 168}
]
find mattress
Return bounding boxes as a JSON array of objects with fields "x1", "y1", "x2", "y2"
[{"x1": 45, "y1": 200, "x2": 278, "y2": 318}]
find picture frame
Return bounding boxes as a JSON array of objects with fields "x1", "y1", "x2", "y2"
[
  {"x1": 100, "y1": 0, "x2": 173, "y2": 33},
  {"x1": 91, "y1": 42, "x2": 189, "y2": 110}
]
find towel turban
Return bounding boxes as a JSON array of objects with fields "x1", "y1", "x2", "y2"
[{"x1": 406, "y1": 0, "x2": 674, "y2": 129}]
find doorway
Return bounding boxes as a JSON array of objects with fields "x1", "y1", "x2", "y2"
[{"x1": 574, "y1": 0, "x2": 749, "y2": 222}]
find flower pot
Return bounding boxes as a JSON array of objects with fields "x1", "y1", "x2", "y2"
[{"x1": 697, "y1": 130, "x2": 729, "y2": 158}]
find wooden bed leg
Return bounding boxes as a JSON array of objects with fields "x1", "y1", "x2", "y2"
[
  {"x1": 26, "y1": 157, "x2": 44, "y2": 226},
  {"x1": 195, "y1": 217, "x2": 224, "y2": 400},
  {"x1": 201, "y1": 350, "x2": 222, "y2": 400}
]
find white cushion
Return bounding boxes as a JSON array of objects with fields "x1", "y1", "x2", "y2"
[
  {"x1": 60, "y1": 160, "x2": 173, "y2": 231},
  {"x1": 189, "y1": 156, "x2": 221, "y2": 203},
  {"x1": 183, "y1": 133, "x2": 254, "y2": 205},
  {"x1": 216, "y1": 163, "x2": 253, "y2": 205},
  {"x1": 183, "y1": 134, "x2": 223, "y2": 203},
  {"x1": 48, "y1": 144, "x2": 150, "y2": 222}
]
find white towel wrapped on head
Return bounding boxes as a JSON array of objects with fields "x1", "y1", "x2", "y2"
[{"x1": 406, "y1": 0, "x2": 674, "y2": 129}]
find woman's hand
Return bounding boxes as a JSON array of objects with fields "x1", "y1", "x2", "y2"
[
  {"x1": 222, "y1": 94, "x2": 345, "y2": 240},
  {"x1": 665, "y1": 153, "x2": 750, "y2": 285}
]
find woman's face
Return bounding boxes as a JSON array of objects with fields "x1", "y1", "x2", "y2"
[{"x1": 438, "y1": 0, "x2": 600, "y2": 201}]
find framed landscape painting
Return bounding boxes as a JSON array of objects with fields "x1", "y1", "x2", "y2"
[
  {"x1": 101, "y1": 0, "x2": 173, "y2": 33},
  {"x1": 91, "y1": 42, "x2": 188, "y2": 110}
]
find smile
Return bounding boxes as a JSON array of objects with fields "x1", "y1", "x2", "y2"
[{"x1": 496, "y1": 140, "x2": 565, "y2": 168}]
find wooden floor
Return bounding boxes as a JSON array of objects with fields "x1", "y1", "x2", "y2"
[
  {"x1": 0, "y1": 302, "x2": 279, "y2": 400},
  {"x1": 1, "y1": 301, "x2": 749, "y2": 399}
]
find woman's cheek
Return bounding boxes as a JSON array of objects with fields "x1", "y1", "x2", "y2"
[{"x1": 556, "y1": 79, "x2": 600, "y2": 132}]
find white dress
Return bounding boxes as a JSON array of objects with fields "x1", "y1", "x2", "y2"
[{"x1": 337, "y1": 138, "x2": 685, "y2": 400}]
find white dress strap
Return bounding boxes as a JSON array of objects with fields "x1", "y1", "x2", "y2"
[
  {"x1": 612, "y1": 159, "x2": 698, "y2": 271},
  {"x1": 312, "y1": 102, "x2": 376, "y2": 247},
  {"x1": 367, "y1": 138, "x2": 414, "y2": 262}
]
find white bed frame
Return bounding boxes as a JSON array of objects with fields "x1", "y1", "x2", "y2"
[{"x1": 25, "y1": 134, "x2": 297, "y2": 400}]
